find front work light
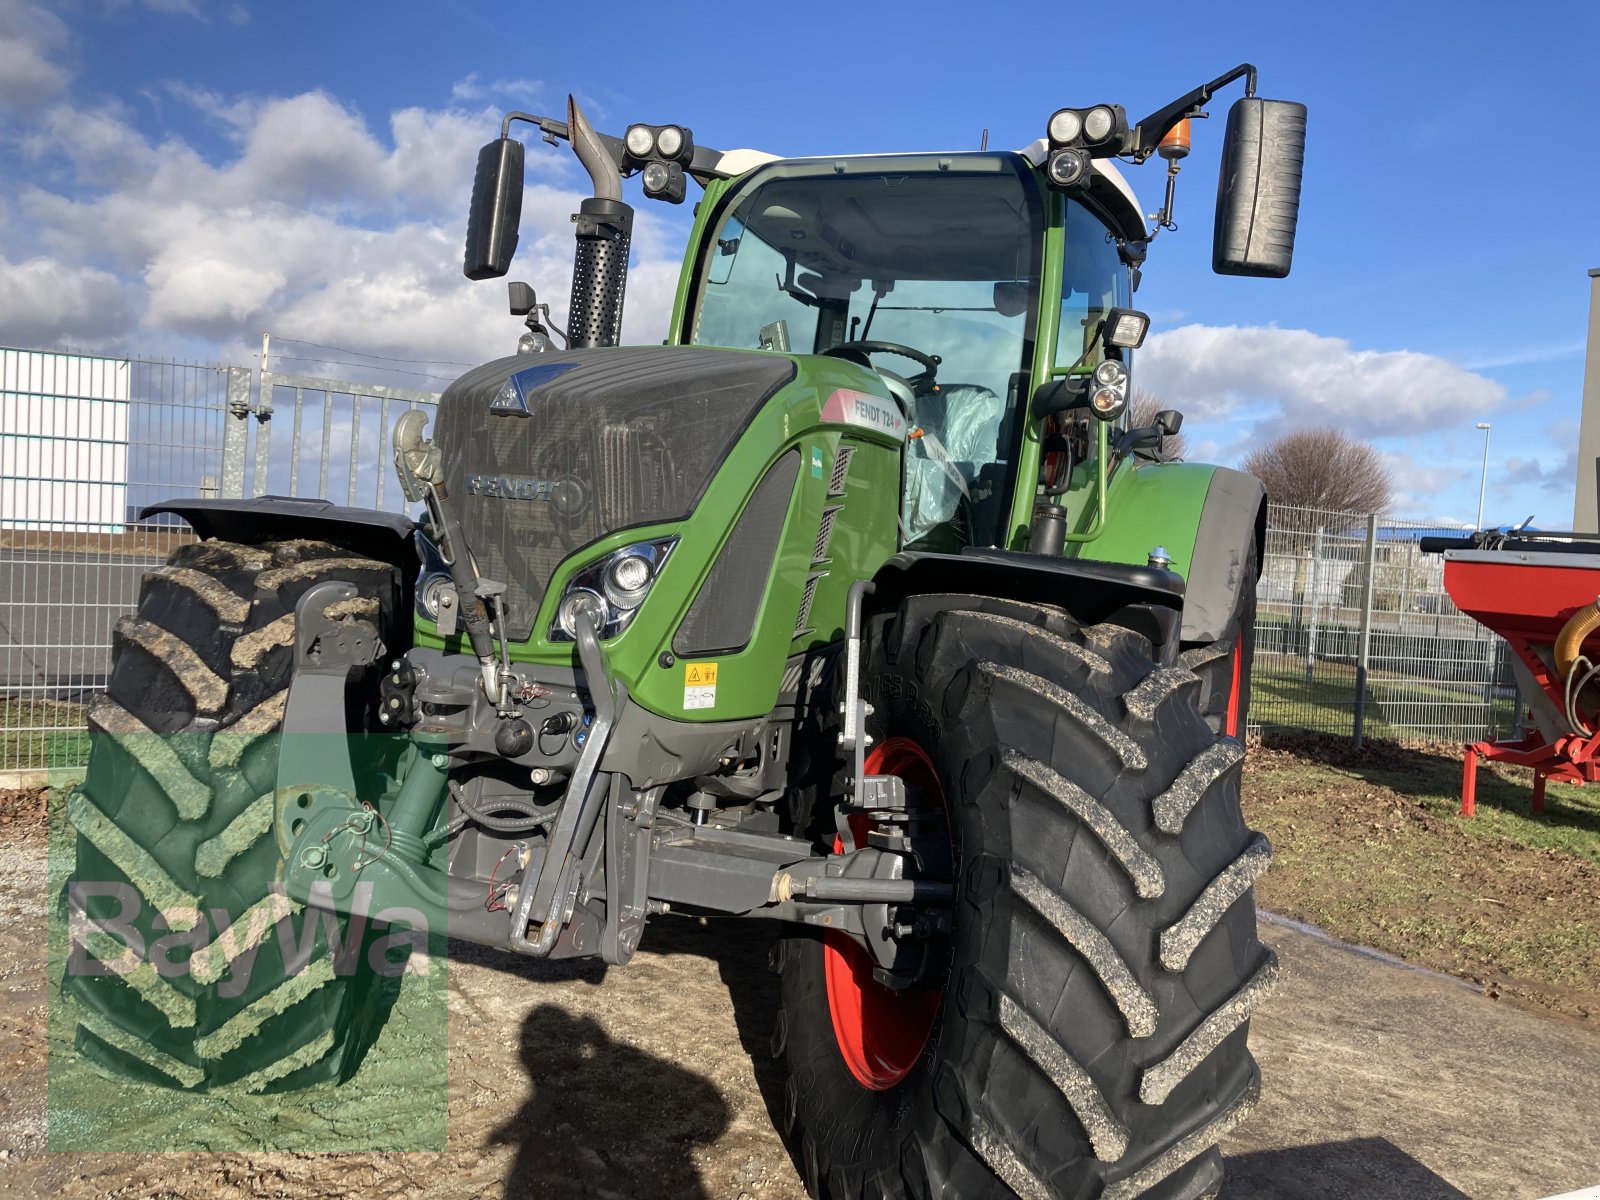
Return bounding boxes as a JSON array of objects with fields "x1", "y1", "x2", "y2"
[
  {"x1": 655, "y1": 124, "x2": 686, "y2": 159},
  {"x1": 641, "y1": 159, "x2": 686, "y2": 204},
  {"x1": 1047, "y1": 109, "x2": 1083, "y2": 144},
  {"x1": 624, "y1": 124, "x2": 655, "y2": 158},
  {"x1": 1045, "y1": 103, "x2": 1131, "y2": 158},
  {"x1": 1102, "y1": 307, "x2": 1150, "y2": 350}
]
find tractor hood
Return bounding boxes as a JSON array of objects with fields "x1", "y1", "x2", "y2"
[{"x1": 433, "y1": 345, "x2": 796, "y2": 640}]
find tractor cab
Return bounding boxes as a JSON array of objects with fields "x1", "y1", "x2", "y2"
[{"x1": 683, "y1": 152, "x2": 1135, "y2": 548}]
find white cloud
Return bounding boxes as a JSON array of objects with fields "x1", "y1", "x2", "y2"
[
  {"x1": 1138, "y1": 324, "x2": 1511, "y2": 437},
  {"x1": 0, "y1": 0, "x2": 69, "y2": 110},
  {"x1": 1382, "y1": 454, "x2": 1467, "y2": 515},
  {"x1": 4, "y1": 76, "x2": 682, "y2": 370},
  {"x1": 450, "y1": 74, "x2": 543, "y2": 106},
  {"x1": 0, "y1": 253, "x2": 138, "y2": 344}
]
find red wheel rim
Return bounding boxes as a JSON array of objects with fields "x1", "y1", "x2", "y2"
[
  {"x1": 823, "y1": 736, "x2": 946, "y2": 1090},
  {"x1": 1225, "y1": 640, "x2": 1243, "y2": 738}
]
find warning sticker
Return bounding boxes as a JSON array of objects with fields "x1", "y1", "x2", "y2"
[{"x1": 683, "y1": 662, "x2": 719, "y2": 710}]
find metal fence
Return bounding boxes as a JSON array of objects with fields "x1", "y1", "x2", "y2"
[
  {"x1": 1, "y1": 343, "x2": 439, "y2": 772},
  {"x1": 1254, "y1": 502, "x2": 1515, "y2": 743},
  {"x1": 0, "y1": 340, "x2": 1515, "y2": 772}
]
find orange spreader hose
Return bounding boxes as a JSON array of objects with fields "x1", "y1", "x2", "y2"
[{"x1": 1555, "y1": 600, "x2": 1600, "y2": 680}]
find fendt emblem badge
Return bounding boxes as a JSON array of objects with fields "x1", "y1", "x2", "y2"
[{"x1": 488, "y1": 361, "x2": 582, "y2": 417}]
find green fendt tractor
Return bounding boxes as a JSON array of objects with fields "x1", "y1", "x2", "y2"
[{"x1": 65, "y1": 64, "x2": 1304, "y2": 1198}]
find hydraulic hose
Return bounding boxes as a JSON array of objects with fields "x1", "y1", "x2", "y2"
[{"x1": 1555, "y1": 599, "x2": 1600, "y2": 681}]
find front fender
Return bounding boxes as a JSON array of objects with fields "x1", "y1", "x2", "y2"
[
  {"x1": 141, "y1": 496, "x2": 419, "y2": 576},
  {"x1": 870, "y1": 547, "x2": 1184, "y2": 633},
  {"x1": 1076, "y1": 461, "x2": 1265, "y2": 644}
]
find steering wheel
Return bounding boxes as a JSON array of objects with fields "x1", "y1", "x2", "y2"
[{"x1": 822, "y1": 340, "x2": 941, "y2": 393}]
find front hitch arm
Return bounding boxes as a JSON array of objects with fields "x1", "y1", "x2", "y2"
[{"x1": 507, "y1": 610, "x2": 627, "y2": 957}]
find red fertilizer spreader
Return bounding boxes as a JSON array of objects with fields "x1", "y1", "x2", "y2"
[{"x1": 1425, "y1": 530, "x2": 1600, "y2": 816}]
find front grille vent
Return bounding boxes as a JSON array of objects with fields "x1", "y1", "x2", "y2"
[
  {"x1": 812, "y1": 505, "x2": 843, "y2": 565},
  {"x1": 793, "y1": 571, "x2": 825, "y2": 638},
  {"x1": 828, "y1": 445, "x2": 856, "y2": 496}
]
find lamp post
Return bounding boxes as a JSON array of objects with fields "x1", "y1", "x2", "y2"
[{"x1": 1475, "y1": 421, "x2": 1492, "y2": 530}]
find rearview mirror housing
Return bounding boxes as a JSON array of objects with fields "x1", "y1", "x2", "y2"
[
  {"x1": 464, "y1": 137, "x2": 525, "y2": 280},
  {"x1": 1213, "y1": 97, "x2": 1305, "y2": 278}
]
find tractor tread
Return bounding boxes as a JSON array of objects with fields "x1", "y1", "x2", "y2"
[
  {"x1": 63, "y1": 537, "x2": 403, "y2": 1093},
  {"x1": 1160, "y1": 834, "x2": 1272, "y2": 971},
  {"x1": 773, "y1": 595, "x2": 1268, "y2": 1200},
  {"x1": 1138, "y1": 956, "x2": 1279, "y2": 1106},
  {"x1": 1009, "y1": 864, "x2": 1159, "y2": 1039}
]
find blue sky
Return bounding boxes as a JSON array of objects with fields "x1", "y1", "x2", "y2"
[{"x1": 2, "y1": 0, "x2": 1596, "y2": 524}]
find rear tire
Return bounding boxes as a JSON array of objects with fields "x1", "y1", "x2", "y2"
[
  {"x1": 62, "y1": 538, "x2": 403, "y2": 1093},
  {"x1": 772, "y1": 594, "x2": 1273, "y2": 1199}
]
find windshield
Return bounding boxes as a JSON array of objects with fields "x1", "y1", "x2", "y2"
[{"x1": 688, "y1": 155, "x2": 1043, "y2": 548}]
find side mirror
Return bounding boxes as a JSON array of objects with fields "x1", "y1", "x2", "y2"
[
  {"x1": 1213, "y1": 97, "x2": 1305, "y2": 278},
  {"x1": 1155, "y1": 409, "x2": 1183, "y2": 436},
  {"x1": 464, "y1": 137, "x2": 525, "y2": 280}
]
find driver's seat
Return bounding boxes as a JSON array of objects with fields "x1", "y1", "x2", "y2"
[
  {"x1": 914, "y1": 383, "x2": 1003, "y2": 473},
  {"x1": 903, "y1": 383, "x2": 1004, "y2": 541}
]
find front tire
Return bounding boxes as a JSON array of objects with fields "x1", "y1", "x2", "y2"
[
  {"x1": 772, "y1": 595, "x2": 1273, "y2": 1199},
  {"x1": 62, "y1": 538, "x2": 403, "y2": 1093}
]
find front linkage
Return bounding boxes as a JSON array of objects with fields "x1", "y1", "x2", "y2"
[{"x1": 277, "y1": 563, "x2": 962, "y2": 979}]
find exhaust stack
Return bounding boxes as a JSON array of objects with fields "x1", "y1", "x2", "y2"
[{"x1": 566, "y1": 96, "x2": 633, "y2": 348}]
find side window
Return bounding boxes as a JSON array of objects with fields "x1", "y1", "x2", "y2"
[
  {"x1": 692, "y1": 207, "x2": 817, "y2": 352},
  {"x1": 1056, "y1": 200, "x2": 1129, "y2": 368}
]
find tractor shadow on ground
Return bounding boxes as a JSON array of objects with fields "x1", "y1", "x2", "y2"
[
  {"x1": 448, "y1": 935, "x2": 731, "y2": 1199},
  {"x1": 1221, "y1": 1136, "x2": 1470, "y2": 1199}
]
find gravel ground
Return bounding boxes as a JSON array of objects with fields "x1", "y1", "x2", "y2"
[{"x1": 2, "y1": 785, "x2": 1598, "y2": 1199}]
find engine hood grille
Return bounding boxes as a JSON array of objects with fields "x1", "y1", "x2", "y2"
[{"x1": 433, "y1": 346, "x2": 796, "y2": 641}]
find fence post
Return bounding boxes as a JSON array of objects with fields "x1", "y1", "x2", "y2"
[
  {"x1": 1305, "y1": 526, "x2": 1325, "y2": 681},
  {"x1": 1353, "y1": 514, "x2": 1378, "y2": 748},
  {"x1": 220, "y1": 367, "x2": 251, "y2": 499}
]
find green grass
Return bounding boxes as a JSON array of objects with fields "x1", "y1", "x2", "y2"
[
  {"x1": 0, "y1": 699, "x2": 88, "y2": 773},
  {"x1": 1259, "y1": 733, "x2": 1600, "y2": 866},
  {"x1": 1251, "y1": 654, "x2": 1516, "y2": 742}
]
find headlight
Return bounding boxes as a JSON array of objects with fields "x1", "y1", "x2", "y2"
[
  {"x1": 605, "y1": 553, "x2": 653, "y2": 606},
  {"x1": 642, "y1": 160, "x2": 672, "y2": 192},
  {"x1": 1047, "y1": 147, "x2": 1089, "y2": 188},
  {"x1": 557, "y1": 588, "x2": 609, "y2": 638},
  {"x1": 549, "y1": 537, "x2": 677, "y2": 642},
  {"x1": 1093, "y1": 359, "x2": 1126, "y2": 387}
]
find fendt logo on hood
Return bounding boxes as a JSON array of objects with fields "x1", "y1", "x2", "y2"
[{"x1": 467, "y1": 475, "x2": 560, "y2": 501}]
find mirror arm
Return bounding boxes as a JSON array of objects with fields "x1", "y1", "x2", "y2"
[
  {"x1": 501, "y1": 111, "x2": 726, "y2": 183},
  {"x1": 501, "y1": 111, "x2": 629, "y2": 177},
  {"x1": 1131, "y1": 62, "x2": 1257, "y2": 160}
]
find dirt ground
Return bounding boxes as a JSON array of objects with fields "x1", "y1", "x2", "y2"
[
  {"x1": 1245, "y1": 737, "x2": 1600, "y2": 1027},
  {"x1": 3, "y1": 770, "x2": 1599, "y2": 1199}
]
